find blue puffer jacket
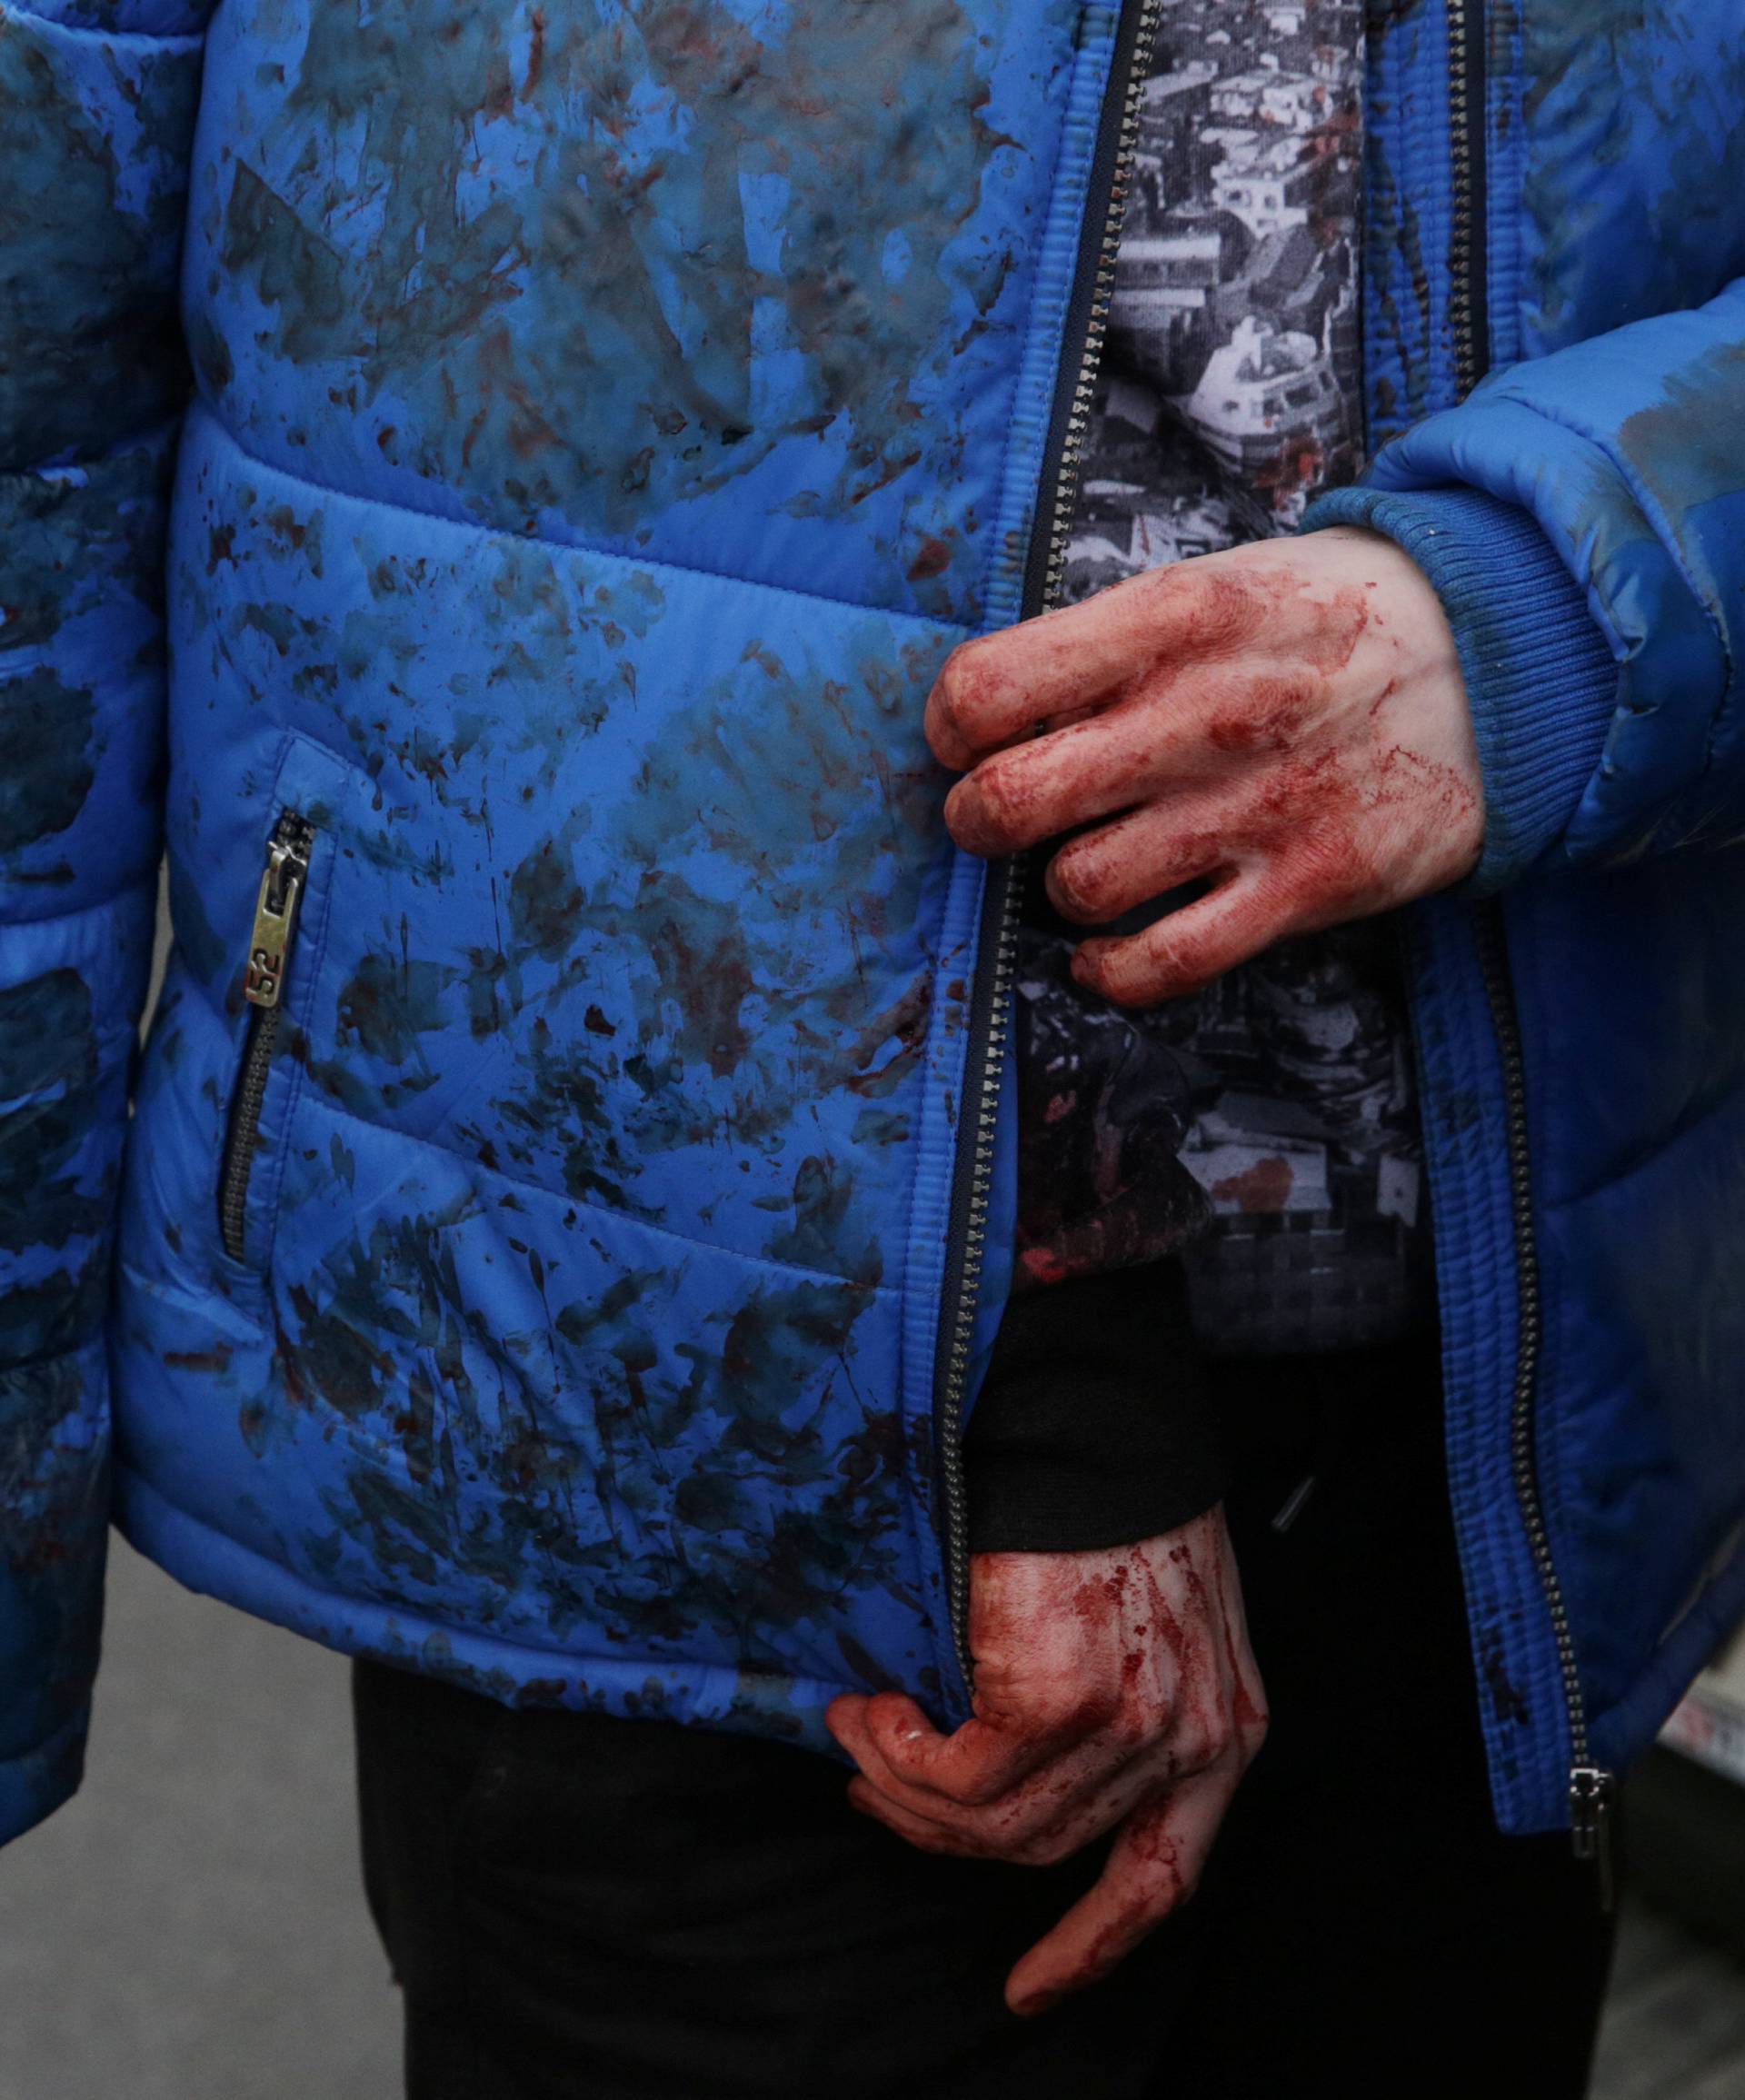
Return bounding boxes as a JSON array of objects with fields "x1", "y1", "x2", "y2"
[{"x1": 5, "y1": 0, "x2": 1745, "y2": 1864}]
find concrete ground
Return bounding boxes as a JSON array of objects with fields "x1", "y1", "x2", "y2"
[
  {"x1": 1, "y1": 1537, "x2": 1740, "y2": 2099},
  {"x1": 0, "y1": 1540, "x2": 397, "y2": 2100}
]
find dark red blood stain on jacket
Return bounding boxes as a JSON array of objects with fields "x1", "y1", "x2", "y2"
[{"x1": 1212, "y1": 1155, "x2": 1294, "y2": 1211}]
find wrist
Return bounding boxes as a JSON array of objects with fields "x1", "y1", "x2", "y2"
[{"x1": 1302, "y1": 486, "x2": 1619, "y2": 892}]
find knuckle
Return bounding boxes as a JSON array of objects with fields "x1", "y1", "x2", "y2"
[
  {"x1": 954, "y1": 1770, "x2": 1009, "y2": 1809},
  {"x1": 1047, "y1": 844, "x2": 1109, "y2": 922},
  {"x1": 984, "y1": 1799, "x2": 1052, "y2": 1851},
  {"x1": 1262, "y1": 829, "x2": 1377, "y2": 932},
  {"x1": 947, "y1": 1806, "x2": 1040, "y2": 1863},
  {"x1": 1259, "y1": 670, "x2": 1322, "y2": 714},
  {"x1": 1204, "y1": 672, "x2": 1324, "y2": 755},
  {"x1": 1291, "y1": 819, "x2": 1359, "y2": 884},
  {"x1": 972, "y1": 758, "x2": 1023, "y2": 833},
  {"x1": 916, "y1": 1800, "x2": 982, "y2": 1839},
  {"x1": 1093, "y1": 942, "x2": 1163, "y2": 1010},
  {"x1": 984, "y1": 1836, "x2": 1047, "y2": 1867},
  {"x1": 1029, "y1": 1683, "x2": 1117, "y2": 1738},
  {"x1": 1019, "y1": 1826, "x2": 1085, "y2": 1868},
  {"x1": 864, "y1": 1689, "x2": 920, "y2": 1740},
  {"x1": 1166, "y1": 566, "x2": 1262, "y2": 657},
  {"x1": 1017, "y1": 1687, "x2": 1078, "y2": 1737},
  {"x1": 1149, "y1": 916, "x2": 1243, "y2": 1001},
  {"x1": 952, "y1": 765, "x2": 1024, "y2": 854},
  {"x1": 1105, "y1": 1701, "x2": 1154, "y2": 1752},
  {"x1": 934, "y1": 639, "x2": 1001, "y2": 737}
]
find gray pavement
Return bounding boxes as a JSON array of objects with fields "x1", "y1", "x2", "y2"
[
  {"x1": 2, "y1": 1534, "x2": 1741, "y2": 2098},
  {"x1": 0, "y1": 1540, "x2": 397, "y2": 2100}
]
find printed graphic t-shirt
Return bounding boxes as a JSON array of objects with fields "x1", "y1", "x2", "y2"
[{"x1": 1012, "y1": 0, "x2": 1437, "y2": 1357}]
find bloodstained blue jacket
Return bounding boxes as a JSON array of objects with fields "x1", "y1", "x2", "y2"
[{"x1": 5, "y1": 0, "x2": 1745, "y2": 1863}]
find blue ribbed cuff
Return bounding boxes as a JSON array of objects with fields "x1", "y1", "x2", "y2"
[{"x1": 1302, "y1": 484, "x2": 1620, "y2": 894}]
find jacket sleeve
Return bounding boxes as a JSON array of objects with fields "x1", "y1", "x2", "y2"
[
  {"x1": 1303, "y1": 275, "x2": 1745, "y2": 893},
  {"x1": 965, "y1": 1260, "x2": 1226, "y2": 1557},
  {"x1": 0, "y1": 0, "x2": 212, "y2": 1846}
]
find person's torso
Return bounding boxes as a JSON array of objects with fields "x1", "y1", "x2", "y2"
[{"x1": 90, "y1": 0, "x2": 1745, "y2": 1838}]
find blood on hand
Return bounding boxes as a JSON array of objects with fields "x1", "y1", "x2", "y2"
[
  {"x1": 826, "y1": 1510, "x2": 1267, "y2": 2015},
  {"x1": 924, "y1": 526, "x2": 1483, "y2": 1009}
]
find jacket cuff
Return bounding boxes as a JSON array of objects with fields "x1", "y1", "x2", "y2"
[
  {"x1": 1301, "y1": 484, "x2": 1620, "y2": 894},
  {"x1": 0, "y1": 1704, "x2": 89, "y2": 1850}
]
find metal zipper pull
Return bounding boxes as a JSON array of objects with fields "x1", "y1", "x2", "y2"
[
  {"x1": 1569, "y1": 1764, "x2": 1617, "y2": 1912},
  {"x1": 220, "y1": 811, "x2": 316, "y2": 1263},
  {"x1": 244, "y1": 814, "x2": 314, "y2": 1010}
]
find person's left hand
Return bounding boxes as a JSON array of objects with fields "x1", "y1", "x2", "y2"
[
  {"x1": 826, "y1": 1510, "x2": 1266, "y2": 2015},
  {"x1": 926, "y1": 525, "x2": 1482, "y2": 1006}
]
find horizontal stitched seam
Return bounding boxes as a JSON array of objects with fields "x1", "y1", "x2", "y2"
[
  {"x1": 0, "y1": 873, "x2": 156, "y2": 939},
  {"x1": 0, "y1": 413, "x2": 183, "y2": 493},
  {"x1": 194, "y1": 400, "x2": 976, "y2": 639},
  {"x1": 0, "y1": 1011, "x2": 141, "y2": 1110},
  {"x1": 0, "y1": 1331, "x2": 105, "y2": 1379},
  {"x1": 0, "y1": 0, "x2": 202, "y2": 51},
  {"x1": 299, "y1": 1084, "x2": 901, "y2": 1299}
]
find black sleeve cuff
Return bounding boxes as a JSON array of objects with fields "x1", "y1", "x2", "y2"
[{"x1": 963, "y1": 1259, "x2": 1225, "y2": 1556}]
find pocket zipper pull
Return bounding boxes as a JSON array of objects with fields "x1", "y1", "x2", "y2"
[
  {"x1": 245, "y1": 813, "x2": 315, "y2": 1010},
  {"x1": 1569, "y1": 1764, "x2": 1616, "y2": 1913},
  {"x1": 220, "y1": 811, "x2": 317, "y2": 1265}
]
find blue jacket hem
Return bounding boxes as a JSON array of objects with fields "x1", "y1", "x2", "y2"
[
  {"x1": 1302, "y1": 484, "x2": 1620, "y2": 894},
  {"x1": 115, "y1": 1468, "x2": 862, "y2": 1761},
  {"x1": 0, "y1": 1706, "x2": 88, "y2": 1850}
]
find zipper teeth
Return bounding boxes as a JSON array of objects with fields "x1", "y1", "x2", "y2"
[
  {"x1": 219, "y1": 1006, "x2": 280, "y2": 1261},
  {"x1": 1479, "y1": 915, "x2": 1591, "y2": 1768},
  {"x1": 938, "y1": 908, "x2": 1019, "y2": 1651},
  {"x1": 1448, "y1": 0, "x2": 1479, "y2": 393},
  {"x1": 1038, "y1": 0, "x2": 1167, "y2": 610},
  {"x1": 218, "y1": 811, "x2": 315, "y2": 1266},
  {"x1": 936, "y1": 0, "x2": 1167, "y2": 1675},
  {"x1": 1449, "y1": 0, "x2": 1596, "y2": 1797}
]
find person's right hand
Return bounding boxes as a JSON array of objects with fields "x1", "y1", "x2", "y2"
[
  {"x1": 925, "y1": 527, "x2": 1482, "y2": 1008},
  {"x1": 825, "y1": 1506, "x2": 1267, "y2": 2015}
]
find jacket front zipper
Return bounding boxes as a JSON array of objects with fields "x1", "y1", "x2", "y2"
[
  {"x1": 933, "y1": 0, "x2": 1165, "y2": 1684},
  {"x1": 219, "y1": 811, "x2": 315, "y2": 1264},
  {"x1": 1448, "y1": 0, "x2": 1614, "y2": 1891}
]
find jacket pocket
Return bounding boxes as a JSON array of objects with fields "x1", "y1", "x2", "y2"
[
  {"x1": 212, "y1": 734, "x2": 360, "y2": 1275},
  {"x1": 217, "y1": 806, "x2": 319, "y2": 1264}
]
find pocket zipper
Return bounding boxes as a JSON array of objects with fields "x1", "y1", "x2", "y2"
[{"x1": 219, "y1": 811, "x2": 316, "y2": 1263}]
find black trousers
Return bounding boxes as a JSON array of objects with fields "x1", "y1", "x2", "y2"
[{"x1": 354, "y1": 1336, "x2": 1618, "y2": 2099}]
